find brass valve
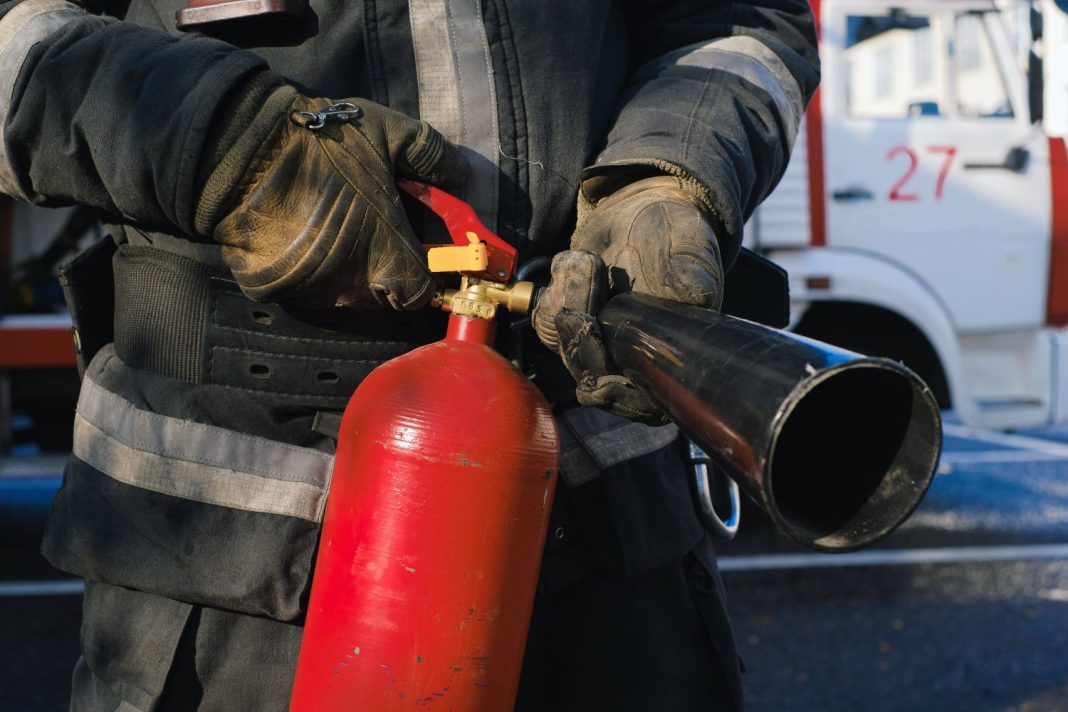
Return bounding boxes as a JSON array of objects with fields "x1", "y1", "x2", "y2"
[
  {"x1": 410, "y1": 182, "x2": 532, "y2": 320},
  {"x1": 432, "y1": 277, "x2": 536, "y2": 319}
]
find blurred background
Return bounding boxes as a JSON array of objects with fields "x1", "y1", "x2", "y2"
[{"x1": 3, "y1": 0, "x2": 1068, "y2": 710}]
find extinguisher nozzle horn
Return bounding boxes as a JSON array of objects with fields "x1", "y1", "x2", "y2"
[{"x1": 600, "y1": 292, "x2": 943, "y2": 553}]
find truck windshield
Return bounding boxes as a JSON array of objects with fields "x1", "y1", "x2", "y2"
[
  {"x1": 844, "y1": 13, "x2": 943, "y2": 119},
  {"x1": 954, "y1": 12, "x2": 1013, "y2": 119}
]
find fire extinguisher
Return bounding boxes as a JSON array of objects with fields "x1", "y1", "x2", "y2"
[{"x1": 289, "y1": 182, "x2": 559, "y2": 711}]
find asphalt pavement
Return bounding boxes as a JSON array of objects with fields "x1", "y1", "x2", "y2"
[
  {"x1": 720, "y1": 418, "x2": 1068, "y2": 712},
  {"x1": 2, "y1": 415, "x2": 1068, "y2": 711}
]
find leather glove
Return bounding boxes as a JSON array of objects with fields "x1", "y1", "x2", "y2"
[
  {"x1": 196, "y1": 86, "x2": 465, "y2": 311},
  {"x1": 532, "y1": 176, "x2": 725, "y2": 424}
]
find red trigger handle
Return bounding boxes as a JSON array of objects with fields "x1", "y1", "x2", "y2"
[{"x1": 397, "y1": 179, "x2": 517, "y2": 282}]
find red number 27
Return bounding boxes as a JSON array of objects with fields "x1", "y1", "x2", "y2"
[{"x1": 886, "y1": 145, "x2": 957, "y2": 201}]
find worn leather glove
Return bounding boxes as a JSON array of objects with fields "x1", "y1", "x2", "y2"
[
  {"x1": 195, "y1": 85, "x2": 465, "y2": 310},
  {"x1": 532, "y1": 176, "x2": 725, "y2": 424}
]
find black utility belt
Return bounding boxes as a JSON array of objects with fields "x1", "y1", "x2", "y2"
[{"x1": 104, "y1": 243, "x2": 445, "y2": 408}]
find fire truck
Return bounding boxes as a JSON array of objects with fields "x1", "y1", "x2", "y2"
[{"x1": 749, "y1": 0, "x2": 1068, "y2": 430}]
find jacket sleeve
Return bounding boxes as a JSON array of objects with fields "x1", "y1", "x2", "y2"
[
  {"x1": 0, "y1": 0, "x2": 274, "y2": 237},
  {"x1": 591, "y1": 0, "x2": 820, "y2": 266}
]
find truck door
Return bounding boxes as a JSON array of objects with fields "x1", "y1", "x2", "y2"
[{"x1": 821, "y1": 1, "x2": 1049, "y2": 332}]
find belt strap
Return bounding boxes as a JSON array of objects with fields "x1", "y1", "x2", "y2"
[
  {"x1": 112, "y1": 244, "x2": 445, "y2": 408},
  {"x1": 113, "y1": 244, "x2": 214, "y2": 383}
]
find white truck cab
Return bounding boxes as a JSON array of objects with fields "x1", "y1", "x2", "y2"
[{"x1": 748, "y1": 0, "x2": 1068, "y2": 429}]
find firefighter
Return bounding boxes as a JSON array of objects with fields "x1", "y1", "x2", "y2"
[{"x1": 0, "y1": 1, "x2": 818, "y2": 709}]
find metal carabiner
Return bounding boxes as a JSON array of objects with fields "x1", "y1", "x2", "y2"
[
  {"x1": 687, "y1": 438, "x2": 741, "y2": 541},
  {"x1": 299, "y1": 102, "x2": 362, "y2": 130}
]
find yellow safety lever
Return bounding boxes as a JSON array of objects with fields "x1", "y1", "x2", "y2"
[{"x1": 426, "y1": 232, "x2": 489, "y2": 274}]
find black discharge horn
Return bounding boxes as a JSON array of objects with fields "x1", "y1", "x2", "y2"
[{"x1": 599, "y1": 293, "x2": 943, "y2": 552}]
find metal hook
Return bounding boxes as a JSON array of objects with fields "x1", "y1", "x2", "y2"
[
  {"x1": 299, "y1": 102, "x2": 362, "y2": 130},
  {"x1": 687, "y1": 439, "x2": 741, "y2": 541}
]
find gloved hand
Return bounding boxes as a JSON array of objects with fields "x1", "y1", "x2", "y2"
[
  {"x1": 195, "y1": 85, "x2": 466, "y2": 311},
  {"x1": 532, "y1": 176, "x2": 725, "y2": 424}
]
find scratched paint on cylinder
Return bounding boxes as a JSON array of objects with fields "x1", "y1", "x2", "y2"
[{"x1": 289, "y1": 314, "x2": 558, "y2": 711}]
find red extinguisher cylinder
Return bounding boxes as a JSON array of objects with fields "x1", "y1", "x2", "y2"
[{"x1": 290, "y1": 313, "x2": 559, "y2": 711}]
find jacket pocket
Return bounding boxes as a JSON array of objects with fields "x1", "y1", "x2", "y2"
[{"x1": 42, "y1": 347, "x2": 332, "y2": 621}]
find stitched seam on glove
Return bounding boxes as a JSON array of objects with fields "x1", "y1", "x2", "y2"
[
  {"x1": 327, "y1": 130, "x2": 398, "y2": 205},
  {"x1": 317, "y1": 138, "x2": 427, "y2": 273},
  {"x1": 194, "y1": 83, "x2": 297, "y2": 236},
  {"x1": 344, "y1": 121, "x2": 395, "y2": 181}
]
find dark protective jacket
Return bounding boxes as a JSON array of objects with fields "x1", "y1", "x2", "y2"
[{"x1": 0, "y1": 1, "x2": 818, "y2": 709}]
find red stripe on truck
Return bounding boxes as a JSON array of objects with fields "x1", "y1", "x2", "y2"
[
  {"x1": 0, "y1": 322, "x2": 76, "y2": 369},
  {"x1": 807, "y1": 1, "x2": 826, "y2": 247},
  {"x1": 806, "y1": 91, "x2": 826, "y2": 247},
  {"x1": 1048, "y1": 137, "x2": 1068, "y2": 327}
]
